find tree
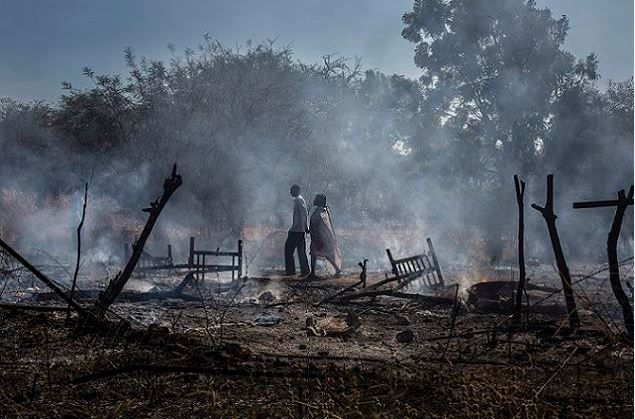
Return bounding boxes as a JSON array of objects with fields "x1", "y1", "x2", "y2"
[
  {"x1": 52, "y1": 67, "x2": 137, "y2": 152},
  {"x1": 401, "y1": 0, "x2": 586, "y2": 187}
]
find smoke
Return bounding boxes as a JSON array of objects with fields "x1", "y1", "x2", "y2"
[{"x1": 0, "y1": 35, "x2": 632, "y2": 284}]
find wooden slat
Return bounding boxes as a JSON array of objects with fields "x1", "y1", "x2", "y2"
[
  {"x1": 426, "y1": 237, "x2": 444, "y2": 286},
  {"x1": 386, "y1": 244, "x2": 444, "y2": 288},
  {"x1": 193, "y1": 250, "x2": 240, "y2": 257}
]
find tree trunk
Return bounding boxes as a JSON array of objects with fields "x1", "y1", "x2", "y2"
[
  {"x1": 512, "y1": 175, "x2": 526, "y2": 324},
  {"x1": 607, "y1": 186, "x2": 634, "y2": 339},
  {"x1": 0, "y1": 238, "x2": 86, "y2": 315},
  {"x1": 531, "y1": 174, "x2": 579, "y2": 328},
  {"x1": 92, "y1": 164, "x2": 182, "y2": 319},
  {"x1": 68, "y1": 182, "x2": 88, "y2": 316}
]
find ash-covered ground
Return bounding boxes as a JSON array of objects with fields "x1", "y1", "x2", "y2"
[{"x1": 0, "y1": 260, "x2": 632, "y2": 418}]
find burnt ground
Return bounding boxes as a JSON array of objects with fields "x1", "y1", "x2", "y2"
[{"x1": 0, "y1": 268, "x2": 633, "y2": 418}]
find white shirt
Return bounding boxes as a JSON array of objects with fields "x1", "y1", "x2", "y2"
[{"x1": 290, "y1": 195, "x2": 308, "y2": 233}]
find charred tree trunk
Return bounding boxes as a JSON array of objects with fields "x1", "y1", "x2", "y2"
[
  {"x1": 512, "y1": 175, "x2": 526, "y2": 324},
  {"x1": 531, "y1": 174, "x2": 579, "y2": 328},
  {"x1": 0, "y1": 238, "x2": 86, "y2": 315},
  {"x1": 607, "y1": 186, "x2": 634, "y2": 339},
  {"x1": 68, "y1": 182, "x2": 88, "y2": 316},
  {"x1": 92, "y1": 164, "x2": 182, "y2": 319}
]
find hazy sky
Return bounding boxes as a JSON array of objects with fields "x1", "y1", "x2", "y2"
[{"x1": 0, "y1": 0, "x2": 632, "y2": 102}]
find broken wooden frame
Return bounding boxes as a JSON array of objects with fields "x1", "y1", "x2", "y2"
[
  {"x1": 189, "y1": 237, "x2": 243, "y2": 282},
  {"x1": 132, "y1": 237, "x2": 244, "y2": 282},
  {"x1": 134, "y1": 246, "x2": 174, "y2": 270},
  {"x1": 322, "y1": 239, "x2": 447, "y2": 305},
  {"x1": 385, "y1": 237, "x2": 444, "y2": 289}
]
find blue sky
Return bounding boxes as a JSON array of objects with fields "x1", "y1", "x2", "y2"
[{"x1": 0, "y1": 0, "x2": 632, "y2": 102}]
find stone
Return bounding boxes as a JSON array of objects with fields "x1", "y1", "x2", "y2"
[
  {"x1": 396, "y1": 329, "x2": 415, "y2": 343},
  {"x1": 258, "y1": 291, "x2": 275, "y2": 303},
  {"x1": 254, "y1": 313, "x2": 282, "y2": 326},
  {"x1": 394, "y1": 314, "x2": 410, "y2": 326},
  {"x1": 345, "y1": 310, "x2": 361, "y2": 328}
]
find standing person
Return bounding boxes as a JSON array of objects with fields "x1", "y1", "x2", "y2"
[
  {"x1": 284, "y1": 184, "x2": 310, "y2": 275},
  {"x1": 309, "y1": 194, "x2": 342, "y2": 278}
]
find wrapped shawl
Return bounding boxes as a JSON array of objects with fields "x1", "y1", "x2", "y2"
[{"x1": 309, "y1": 206, "x2": 342, "y2": 271}]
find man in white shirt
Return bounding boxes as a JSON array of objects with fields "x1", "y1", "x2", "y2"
[{"x1": 284, "y1": 184, "x2": 310, "y2": 275}]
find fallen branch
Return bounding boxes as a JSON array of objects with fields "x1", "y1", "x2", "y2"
[
  {"x1": 336, "y1": 287, "x2": 454, "y2": 305},
  {"x1": 0, "y1": 238, "x2": 86, "y2": 316},
  {"x1": 257, "y1": 352, "x2": 386, "y2": 364},
  {"x1": 317, "y1": 279, "x2": 364, "y2": 305},
  {"x1": 337, "y1": 288, "x2": 405, "y2": 302},
  {"x1": 72, "y1": 364, "x2": 319, "y2": 384},
  {"x1": 533, "y1": 345, "x2": 579, "y2": 399},
  {"x1": 0, "y1": 303, "x2": 74, "y2": 312}
]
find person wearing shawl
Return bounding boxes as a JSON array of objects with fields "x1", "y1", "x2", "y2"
[{"x1": 308, "y1": 194, "x2": 342, "y2": 277}]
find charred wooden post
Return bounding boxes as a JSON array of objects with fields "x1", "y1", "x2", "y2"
[
  {"x1": 531, "y1": 174, "x2": 579, "y2": 328},
  {"x1": 358, "y1": 258, "x2": 368, "y2": 288},
  {"x1": 512, "y1": 175, "x2": 526, "y2": 324},
  {"x1": 385, "y1": 248, "x2": 397, "y2": 277},
  {"x1": 68, "y1": 182, "x2": 88, "y2": 316},
  {"x1": 237, "y1": 240, "x2": 243, "y2": 279},
  {"x1": 167, "y1": 244, "x2": 172, "y2": 262},
  {"x1": 0, "y1": 238, "x2": 86, "y2": 315},
  {"x1": 608, "y1": 187, "x2": 634, "y2": 338},
  {"x1": 188, "y1": 237, "x2": 195, "y2": 267},
  {"x1": 573, "y1": 185, "x2": 634, "y2": 339},
  {"x1": 427, "y1": 237, "x2": 444, "y2": 286},
  {"x1": 573, "y1": 198, "x2": 633, "y2": 209},
  {"x1": 92, "y1": 164, "x2": 182, "y2": 319}
]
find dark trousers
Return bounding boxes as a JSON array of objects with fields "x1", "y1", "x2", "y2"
[{"x1": 284, "y1": 232, "x2": 309, "y2": 274}]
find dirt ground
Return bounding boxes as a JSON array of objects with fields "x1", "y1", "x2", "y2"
[{"x1": 0, "y1": 269, "x2": 633, "y2": 418}]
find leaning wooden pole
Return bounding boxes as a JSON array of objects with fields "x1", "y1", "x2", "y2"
[
  {"x1": 68, "y1": 182, "x2": 89, "y2": 316},
  {"x1": 512, "y1": 175, "x2": 526, "y2": 324},
  {"x1": 92, "y1": 164, "x2": 182, "y2": 319},
  {"x1": 531, "y1": 174, "x2": 580, "y2": 328},
  {"x1": 607, "y1": 186, "x2": 634, "y2": 339},
  {"x1": 0, "y1": 238, "x2": 86, "y2": 315}
]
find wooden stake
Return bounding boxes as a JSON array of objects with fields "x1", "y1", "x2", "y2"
[
  {"x1": 573, "y1": 184, "x2": 634, "y2": 339},
  {"x1": 512, "y1": 175, "x2": 526, "y2": 324},
  {"x1": 531, "y1": 174, "x2": 579, "y2": 328},
  {"x1": 68, "y1": 182, "x2": 88, "y2": 317},
  {"x1": 607, "y1": 186, "x2": 634, "y2": 338}
]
